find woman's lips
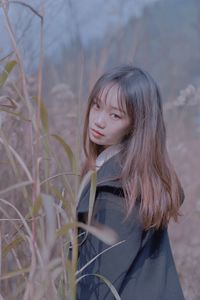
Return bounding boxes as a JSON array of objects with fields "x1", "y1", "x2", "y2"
[{"x1": 91, "y1": 128, "x2": 105, "y2": 137}]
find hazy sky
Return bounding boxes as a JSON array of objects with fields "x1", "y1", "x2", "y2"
[{"x1": 0, "y1": 0, "x2": 163, "y2": 62}]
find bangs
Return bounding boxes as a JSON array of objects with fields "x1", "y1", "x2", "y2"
[{"x1": 92, "y1": 82, "x2": 128, "y2": 115}]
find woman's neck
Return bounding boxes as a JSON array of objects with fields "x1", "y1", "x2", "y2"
[{"x1": 96, "y1": 144, "x2": 122, "y2": 170}]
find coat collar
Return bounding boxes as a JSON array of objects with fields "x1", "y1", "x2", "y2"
[
  {"x1": 77, "y1": 152, "x2": 123, "y2": 213},
  {"x1": 96, "y1": 144, "x2": 122, "y2": 170}
]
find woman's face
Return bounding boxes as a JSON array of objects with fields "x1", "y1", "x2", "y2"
[{"x1": 88, "y1": 84, "x2": 131, "y2": 148}]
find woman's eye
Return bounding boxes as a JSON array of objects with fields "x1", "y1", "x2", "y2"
[{"x1": 111, "y1": 113, "x2": 121, "y2": 120}]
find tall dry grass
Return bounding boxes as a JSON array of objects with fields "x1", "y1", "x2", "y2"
[
  {"x1": 1, "y1": 1, "x2": 200, "y2": 300},
  {"x1": 0, "y1": 2, "x2": 120, "y2": 300},
  {"x1": 164, "y1": 84, "x2": 200, "y2": 300}
]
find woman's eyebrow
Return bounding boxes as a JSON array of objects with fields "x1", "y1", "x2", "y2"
[
  {"x1": 94, "y1": 96, "x2": 126, "y2": 114},
  {"x1": 110, "y1": 106, "x2": 125, "y2": 114}
]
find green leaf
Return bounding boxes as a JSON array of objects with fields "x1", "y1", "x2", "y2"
[
  {"x1": 32, "y1": 96, "x2": 49, "y2": 132},
  {"x1": 88, "y1": 171, "x2": 97, "y2": 225},
  {"x1": 40, "y1": 99, "x2": 49, "y2": 132},
  {"x1": 0, "y1": 60, "x2": 17, "y2": 88},
  {"x1": 2, "y1": 236, "x2": 24, "y2": 258},
  {"x1": 31, "y1": 194, "x2": 42, "y2": 216},
  {"x1": 51, "y1": 134, "x2": 77, "y2": 173}
]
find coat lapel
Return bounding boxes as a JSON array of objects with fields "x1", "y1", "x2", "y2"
[{"x1": 77, "y1": 152, "x2": 123, "y2": 214}]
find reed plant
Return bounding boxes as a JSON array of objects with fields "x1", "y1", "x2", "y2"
[
  {"x1": 1, "y1": 1, "x2": 199, "y2": 299},
  {"x1": 0, "y1": 2, "x2": 121, "y2": 299}
]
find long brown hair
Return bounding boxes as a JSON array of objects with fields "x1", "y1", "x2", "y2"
[{"x1": 82, "y1": 65, "x2": 184, "y2": 230}]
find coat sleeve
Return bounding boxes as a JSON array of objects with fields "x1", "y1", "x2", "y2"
[{"x1": 77, "y1": 188, "x2": 145, "y2": 300}]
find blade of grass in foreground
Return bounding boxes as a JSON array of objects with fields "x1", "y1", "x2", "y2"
[
  {"x1": 76, "y1": 240, "x2": 125, "y2": 276},
  {"x1": 76, "y1": 273, "x2": 121, "y2": 300},
  {"x1": 57, "y1": 221, "x2": 118, "y2": 246},
  {"x1": 0, "y1": 60, "x2": 17, "y2": 88},
  {"x1": 51, "y1": 134, "x2": 77, "y2": 174}
]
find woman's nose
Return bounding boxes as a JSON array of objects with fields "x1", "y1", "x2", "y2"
[{"x1": 95, "y1": 113, "x2": 106, "y2": 128}]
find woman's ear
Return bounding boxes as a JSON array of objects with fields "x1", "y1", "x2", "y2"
[
  {"x1": 126, "y1": 121, "x2": 133, "y2": 136},
  {"x1": 121, "y1": 127, "x2": 132, "y2": 143}
]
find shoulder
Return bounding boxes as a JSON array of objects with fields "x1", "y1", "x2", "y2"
[
  {"x1": 96, "y1": 152, "x2": 123, "y2": 188},
  {"x1": 77, "y1": 152, "x2": 123, "y2": 214}
]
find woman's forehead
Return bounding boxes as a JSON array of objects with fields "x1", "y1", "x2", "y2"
[{"x1": 95, "y1": 83, "x2": 126, "y2": 112}]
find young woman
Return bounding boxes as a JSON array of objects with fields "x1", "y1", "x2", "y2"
[{"x1": 76, "y1": 65, "x2": 185, "y2": 300}]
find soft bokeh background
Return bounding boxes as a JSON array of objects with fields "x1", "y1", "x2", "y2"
[{"x1": 0, "y1": 0, "x2": 200, "y2": 299}]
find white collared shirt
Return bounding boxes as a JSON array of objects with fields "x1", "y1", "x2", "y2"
[{"x1": 96, "y1": 144, "x2": 122, "y2": 170}]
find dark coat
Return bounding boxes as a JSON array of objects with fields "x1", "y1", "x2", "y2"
[{"x1": 76, "y1": 153, "x2": 185, "y2": 300}]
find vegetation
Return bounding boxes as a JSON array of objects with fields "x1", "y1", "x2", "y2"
[{"x1": 0, "y1": 0, "x2": 200, "y2": 299}]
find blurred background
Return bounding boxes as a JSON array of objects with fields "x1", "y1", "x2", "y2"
[{"x1": 0, "y1": 0, "x2": 200, "y2": 299}]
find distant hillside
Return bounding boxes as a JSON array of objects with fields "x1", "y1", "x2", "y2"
[
  {"x1": 44, "y1": 0, "x2": 200, "y2": 104},
  {"x1": 91, "y1": 0, "x2": 200, "y2": 101},
  {"x1": 130, "y1": 0, "x2": 200, "y2": 100}
]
